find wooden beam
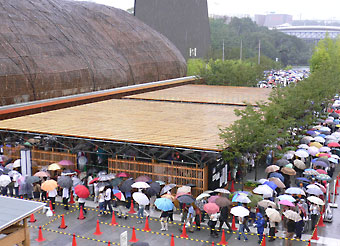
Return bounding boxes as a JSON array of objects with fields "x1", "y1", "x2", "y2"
[{"x1": 0, "y1": 226, "x2": 25, "y2": 246}]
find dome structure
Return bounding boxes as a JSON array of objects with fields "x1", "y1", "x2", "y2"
[{"x1": 0, "y1": 0, "x2": 186, "y2": 105}]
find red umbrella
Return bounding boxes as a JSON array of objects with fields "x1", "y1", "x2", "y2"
[
  {"x1": 89, "y1": 177, "x2": 99, "y2": 184},
  {"x1": 328, "y1": 142, "x2": 340, "y2": 148},
  {"x1": 117, "y1": 172, "x2": 129, "y2": 178},
  {"x1": 317, "y1": 153, "x2": 331, "y2": 158},
  {"x1": 74, "y1": 185, "x2": 90, "y2": 198},
  {"x1": 208, "y1": 195, "x2": 220, "y2": 203},
  {"x1": 316, "y1": 169, "x2": 327, "y2": 174},
  {"x1": 34, "y1": 171, "x2": 50, "y2": 177},
  {"x1": 203, "y1": 202, "x2": 220, "y2": 214},
  {"x1": 58, "y1": 160, "x2": 74, "y2": 166},
  {"x1": 175, "y1": 192, "x2": 190, "y2": 199}
]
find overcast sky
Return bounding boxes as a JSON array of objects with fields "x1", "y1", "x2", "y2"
[{"x1": 73, "y1": 0, "x2": 340, "y2": 20}]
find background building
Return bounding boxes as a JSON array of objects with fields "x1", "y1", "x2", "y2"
[
  {"x1": 135, "y1": 0, "x2": 211, "y2": 60},
  {"x1": 255, "y1": 13, "x2": 293, "y2": 27}
]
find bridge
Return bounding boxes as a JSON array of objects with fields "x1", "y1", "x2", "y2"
[{"x1": 273, "y1": 26, "x2": 340, "y2": 43}]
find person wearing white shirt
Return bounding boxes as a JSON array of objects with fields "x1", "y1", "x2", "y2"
[
  {"x1": 62, "y1": 188, "x2": 70, "y2": 210},
  {"x1": 98, "y1": 190, "x2": 105, "y2": 216},
  {"x1": 104, "y1": 187, "x2": 113, "y2": 214},
  {"x1": 78, "y1": 197, "x2": 87, "y2": 214},
  {"x1": 93, "y1": 182, "x2": 99, "y2": 203},
  {"x1": 48, "y1": 188, "x2": 57, "y2": 209},
  {"x1": 87, "y1": 175, "x2": 94, "y2": 196}
]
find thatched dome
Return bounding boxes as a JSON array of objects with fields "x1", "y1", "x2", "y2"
[{"x1": 0, "y1": 0, "x2": 186, "y2": 105}]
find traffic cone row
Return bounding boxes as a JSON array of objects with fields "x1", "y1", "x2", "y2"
[
  {"x1": 311, "y1": 226, "x2": 319, "y2": 240},
  {"x1": 129, "y1": 226, "x2": 139, "y2": 243},
  {"x1": 218, "y1": 229, "x2": 228, "y2": 245},
  {"x1": 35, "y1": 226, "x2": 46, "y2": 242},
  {"x1": 180, "y1": 223, "x2": 188, "y2": 238},
  {"x1": 69, "y1": 192, "x2": 75, "y2": 204},
  {"x1": 49, "y1": 200, "x2": 55, "y2": 214},
  {"x1": 231, "y1": 216, "x2": 237, "y2": 231},
  {"x1": 170, "y1": 234, "x2": 175, "y2": 246},
  {"x1": 93, "y1": 219, "x2": 103, "y2": 236},
  {"x1": 78, "y1": 207, "x2": 85, "y2": 220},
  {"x1": 111, "y1": 211, "x2": 118, "y2": 226},
  {"x1": 318, "y1": 213, "x2": 325, "y2": 227},
  {"x1": 72, "y1": 234, "x2": 77, "y2": 246},
  {"x1": 128, "y1": 200, "x2": 136, "y2": 214},
  {"x1": 29, "y1": 213, "x2": 36, "y2": 223},
  {"x1": 59, "y1": 214, "x2": 67, "y2": 229},
  {"x1": 143, "y1": 216, "x2": 151, "y2": 231}
]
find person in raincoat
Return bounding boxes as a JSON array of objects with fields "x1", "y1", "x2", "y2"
[{"x1": 254, "y1": 212, "x2": 266, "y2": 244}]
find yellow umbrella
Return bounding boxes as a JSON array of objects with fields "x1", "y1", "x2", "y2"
[
  {"x1": 48, "y1": 163, "x2": 61, "y2": 171},
  {"x1": 41, "y1": 180, "x2": 58, "y2": 191},
  {"x1": 309, "y1": 142, "x2": 323, "y2": 149}
]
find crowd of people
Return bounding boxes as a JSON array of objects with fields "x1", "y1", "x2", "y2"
[{"x1": 258, "y1": 69, "x2": 310, "y2": 88}]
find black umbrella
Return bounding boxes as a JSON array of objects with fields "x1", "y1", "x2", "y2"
[
  {"x1": 186, "y1": 183, "x2": 196, "y2": 187},
  {"x1": 61, "y1": 169, "x2": 74, "y2": 176},
  {"x1": 120, "y1": 178, "x2": 134, "y2": 193},
  {"x1": 316, "y1": 158, "x2": 330, "y2": 166},
  {"x1": 25, "y1": 176, "x2": 40, "y2": 184},
  {"x1": 98, "y1": 175, "x2": 110, "y2": 182},
  {"x1": 275, "y1": 159, "x2": 289, "y2": 166},
  {"x1": 146, "y1": 182, "x2": 161, "y2": 196},
  {"x1": 98, "y1": 181, "x2": 110, "y2": 188},
  {"x1": 110, "y1": 177, "x2": 123, "y2": 187},
  {"x1": 177, "y1": 194, "x2": 195, "y2": 204},
  {"x1": 58, "y1": 176, "x2": 73, "y2": 188}
]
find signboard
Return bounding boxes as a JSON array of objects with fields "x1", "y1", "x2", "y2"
[{"x1": 120, "y1": 231, "x2": 128, "y2": 246}]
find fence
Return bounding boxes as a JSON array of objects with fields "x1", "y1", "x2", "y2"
[
  {"x1": 3, "y1": 147, "x2": 77, "y2": 172},
  {"x1": 108, "y1": 158, "x2": 208, "y2": 196}
]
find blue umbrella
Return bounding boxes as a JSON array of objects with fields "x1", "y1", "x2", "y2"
[
  {"x1": 269, "y1": 172, "x2": 284, "y2": 182},
  {"x1": 306, "y1": 130, "x2": 316, "y2": 136},
  {"x1": 318, "y1": 134, "x2": 326, "y2": 138},
  {"x1": 264, "y1": 181, "x2": 277, "y2": 190},
  {"x1": 314, "y1": 161, "x2": 328, "y2": 168},
  {"x1": 296, "y1": 177, "x2": 311, "y2": 183},
  {"x1": 155, "y1": 198, "x2": 174, "y2": 211}
]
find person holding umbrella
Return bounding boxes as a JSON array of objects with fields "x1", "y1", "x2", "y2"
[
  {"x1": 208, "y1": 212, "x2": 219, "y2": 238},
  {"x1": 62, "y1": 187, "x2": 70, "y2": 210},
  {"x1": 48, "y1": 187, "x2": 57, "y2": 210},
  {"x1": 104, "y1": 186, "x2": 113, "y2": 214},
  {"x1": 155, "y1": 197, "x2": 174, "y2": 231},
  {"x1": 310, "y1": 202, "x2": 320, "y2": 231},
  {"x1": 218, "y1": 206, "x2": 232, "y2": 232}
]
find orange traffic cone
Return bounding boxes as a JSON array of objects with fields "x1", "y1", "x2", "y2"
[
  {"x1": 231, "y1": 216, "x2": 237, "y2": 231},
  {"x1": 72, "y1": 234, "x2": 77, "y2": 246},
  {"x1": 307, "y1": 240, "x2": 311, "y2": 246},
  {"x1": 211, "y1": 241, "x2": 215, "y2": 246},
  {"x1": 49, "y1": 200, "x2": 55, "y2": 214},
  {"x1": 35, "y1": 226, "x2": 46, "y2": 242},
  {"x1": 170, "y1": 234, "x2": 175, "y2": 246},
  {"x1": 93, "y1": 219, "x2": 103, "y2": 235},
  {"x1": 69, "y1": 192, "x2": 75, "y2": 204},
  {"x1": 107, "y1": 241, "x2": 111, "y2": 246},
  {"x1": 180, "y1": 223, "x2": 188, "y2": 238},
  {"x1": 129, "y1": 226, "x2": 139, "y2": 243},
  {"x1": 311, "y1": 227, "x2": 319, "y2": 240},
  {"x1": 59, "y1": 214, "x2": 67, "y2": 229},
  {"x1": 318, "y1": 213, "x2": 325, "y2": 227},
  {"x1": 143, "y1": 216, "x2": 151, "y2": 231},
  {"x1": 337, "y1": 177, "x2": 340, "y2": 187},
  {"x1": 230, "y1": 180, "x2": 235, "y2": 192},
  {"x1": 111, "y1": 211, "x2": 118, "y2": 226},
  {"x1": 78, "y1": 207, "x2": 85, "y2": 220},
  {"x1": 128, "y1": 200, "x2": 136, "y2": 214},
  {"x1": 261, "y1": 234, "x2": 266, "y2": 246},
  {"x1": 29, "y1": 213, "x2": 36, "y2": 223},
  {"x1": 218, "y1": 229, "x2": 228, "y2": 245}
]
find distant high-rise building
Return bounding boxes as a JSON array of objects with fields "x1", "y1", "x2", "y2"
[
  {"x1": 255, "y1": 14, "x2": 293, "y2": 27},
  {"x1": 135, "y1": 0, "x2": 211, "y2": 60}
]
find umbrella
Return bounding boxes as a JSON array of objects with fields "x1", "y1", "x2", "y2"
[
  {"x1": 298, "y1": 144, "x2": 309, "y2": 149},
  {"x1": 266, "y1": 208, "x2": 281, "y2": 222},
  {"x1": 307, "y1": 196, "x2": 325, "y2": 205},
  {"x1": 195, "y1": 198, "x2": 207, "y2": 210},
  {"x1": 278, "y1": 194, "x2": 296, "y2": 202},
  {"x1": 112, "y1": 189, "x2": 125, "y2": 201},
  {"x1": 177, "y1": 186, "x2": 191, "y2": 194},
  {"x1": 320, "y1": 126, "x2": 331, "y2": 132},
  {"x1": 58, "y1": 160, "x2": 74, "y2": 166},
  {"x1": 74, "y1": 185, "x2": 90, "y2": 198},
  {"x1": 111, "y1": 177, "x2": 123, "y2": 187},
  {"x1": 309, "y1": 142, "x2": 323, "y2": 149},
  {"x1": 263, "y1": 181, "x2": 277, "y2": 190},
  {"x1": 316, "y1": 174, "x2": 332, "y2": 181},
  {"x1": 57, "y1": 176, "x2": 73, "y2": 188},
  {"x1": 177, "y1": 194, "x2": 195, "y2": 204},
  {"x1": 317, "y1": 153, "x2": 331, "y2": 158},
  {"x1": 34, "y1": 171, "x2": 50, "y2": 177},
  {"x1": 268, "y1": 177, "x2": 286, "y2": 188},
  {"x1": 285, "y1": 187, "x2": 306, "y2": 196},
  {"x1": 146, "y1": 182, "x2": 161, "y2": 194},
  {"x1": 230, "y1": 206, "x2": 249, "y2": 217},
  {"x1": 161, "y1": 194, "x2": 175, "y2": 201},
  {"x1": 120, "y1": 178, "x2": 134, "y2": 192},
  {"x1": 98, "y1": 175, "x2": 111, "y2": 182},
  {"x1": 316, "y1": 169, "x2": 327, "y2": 174},
  {"x1": 203, "y1": 202, "x2": 220, "y2": 214},
  {"x1": 97, "y1": 171, "x2": 107, "y2": 177},
  {"x1": 155, "y1": 180, "x2": 165, "y2": 185},
  {"x1": 285, "y1": 164, "x2": 293, "y2": 169},
  {"x1": 319, "y1": 146, "x2": 331, "y2": 153},
  {"x1": 306, "y1": 187, "x2": 323, "y2": 196},
  {"x1": 160, "y1": 184, "x2": 176, "y2": 195},
  {"x1": 248, "y1": 194, "x2": 263, "y2": 208},
  {"x1": 283, "y1": 210, "x2": 302, "y2": 222},
  {"x1": 0, "y1": 166, "x2": 9, "y2": 175},
  {"x1": 296, "y1": 177, "x2": 311, "y2": 183},
  {"x1": 131, "y1": 182, "x2": 150, "y2": 189},
  {"x1": 308, "y1": 146, "x2": 320, "y2": 156},
  {"x1": 133, "y1": 192, "x2": 150, "y2": 206},
  {"x1": 5, "y1": 163, "x2": 13, "y2": 170},
  {"x1": 303, "y1": 169, "x2": 319, "y2": 176},
  {"x1": 313, "y1": 183, "x2": 327, "y2": 193},
  {"x1": 269, "y1": 172, "x2": 284, "y2": 182},
  {"x1": 281, "y1": 167, "x2": 296, "y2": 176},
  {"x1": 13, "y1": 159, "x2": 21, "y2": 168},
  {"x1": 203, "y1": 190, "x2": 215, "y2": 194},
  {"x1": 265, "y1": 165, "x2": 280, "y2": 173},
  {"x1": 215, "y1": 197, "x2": 232, "y2": 207},
  {"x1": 295, "y1": 150, "x2": 309, "y2": 158},
  {"x1": 41, "y1": 180, "x2": 58, "y2": 191},
  {"x1": 98, "y1": 181, "x2": 110, "y2": 188},
  {"x1": 117, "y1": 172, "x2": 129, "y2": 178},
  {"x1": 186, "y1": 183, "x2": 196, "y2": 187},
  {"x1": 328, "y1": 142, "x2": 340, "y2": 148},
  {"x1": 258, "y1": 178, "x2": 269, "y2": 184},
  {"x1": 301, "y1": 136, "x2": 313, "y2": 144},
  {"x1": 278, "y1": 200, "x2": 295, "y2": 207},
  {"x1": 208, "y1": 195, "x2": 220, "y2": 203},
  {"x1": 253, "y1": 185, "x2": 274, "y2": 197},
  {"x1": 48, "y1": 163, "x2": 61, "y2": 171},
  {"x1": 89, "y1": 177, "x2": 99, "y2": 184},
  {"x1": 135, "y1": 175, "x2": 152, "y2": 183},
  {"x1": 72, "y1": 177, "x2": 82, "y2": 187},
  {"x1": 283, "y1": 151, "x2": 295, "y2": 160},
  {"x1": 0, "y1": 175, "x2": 11, "y2": 187},
  {"x1": 328, "y1": 157, "x2": 338, "y2": 164},
  {"x1": 314, "y1": 161, "x2": 328, "y2": 168},
  {"x1": 155, "y1": 198, "x2": 174, "y2": 211},
  {"x1": 314, "y1": 136, "x2": 326, "y2": 143},
  {"x1": 214, "y1": 188, "x2": 230, "y2": 194},
  {"x1": 196, "y1": 193, "x2": 210, "y2": 200},
  {"x1": 306, "y1": 130, "x2": 317, "y2": 136},
  {"x1": 233, "y1": 193, "x2": 251, "y2": 203},
  {"x1": 258, "y1": 200, "x2": 277, "y2": 209},
  {"x1": 25, "y1": 176, "x2": 40, "y2": 184},
  {"x1": 316, "y1": 158, "x2": 330, "y2": 165},
  {"x1": 293, "y1": 160, "x2": 306, "y2": 170},
  {"x1": 275, "y1": 159, "x2": 289, "y2": 166}
]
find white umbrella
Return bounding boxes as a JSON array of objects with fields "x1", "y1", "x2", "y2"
[
  {"x1": 0, "y1": 175, "x2": 11, "y2": 187},
  {"x1": 295, "y1": 150, "x2": 309, "y2": 158},
  {"x1": 13, "y1": 159, "x2": 21, "y2": 168},
  {"x1": 203, "y1": 190, "x2": 215, "y2": 194},
  {"x1": 307, "y1": 196, "x2": 325, "y2": 206},
  {"x1": 278, "y1": 194, "x2": 296, "y2": 202},
  {"x1": 285, "y1": 187, "x2": 306, "y2": 196},
  {"x1": 306, "y1": 184, "x2": 323, "y2": 191},
  {"x1": 258, "y1": 200, "x2": 277, "y2": 209},
  {"x1": 214, "y1": 188, "x2": 230, "y2": 194},
  {"x1": 131, "y1": 182, "x2": 150, "y2": 189},
  {"x1": 314, "y1": 136, "x2": 325, "y2": 143},
  {"x1": 196, "y1": 193, "x2": 211, "y2": 200},
  {"x1": 132, "y1": 192, "x2": 150, "y2": 206},
  {"x1": 293, "y1": 160, "x2": 306, "y2": 170},
  {"x1": 234, "y1": 194, "x2": 251, "y2": 204},
  {"x1": 177, "y1": 186, "x2": 191, "y2": 194},
  {"x1": 258, "y1": 179, "x2": 269, "y2": 184},
  {"x1": 253, "y1": 185, "x2": 273, "y2": 198},
  {"x1": 306, "y1": 188, "x2": 323, "y2": 196},
  {"x1": 283, "y1": 210, "x2": 302, "y2": 222},
  {"x1": 230, "y1": 206, "x2": 249, "y2": 217},
  {"x1": 268, "y1": 177, "x2": 286, "y2": 188},
  {"x1": 266, "y1": 208, "x2": 281, "y2": 222},
  {"x1": 298, "y1": 144, "x2": 309, "y2": 149}
]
